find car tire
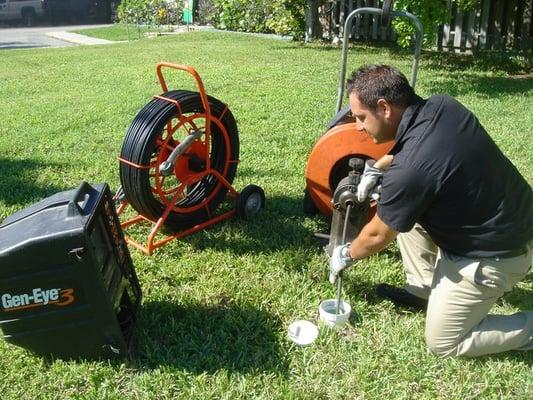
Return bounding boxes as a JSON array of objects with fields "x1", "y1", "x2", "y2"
[{"x1": 22, "y1": 8, "x2": 36, "y2": 27}]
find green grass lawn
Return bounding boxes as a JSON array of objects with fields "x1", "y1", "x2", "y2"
[
  {"x1": 72, "y1": 23, "x2": 178, "y2": 41},
  {"x1": 0, "y1": 31, "x2": 532, "y2": 399}
]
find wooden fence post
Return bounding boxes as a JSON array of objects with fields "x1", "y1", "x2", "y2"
[
  {"x1": 454, "y1": 6, "x2": 463, "y2": 51},
  {"x1": 371, "y1": 0, "x2": 379, "y2": 40},
  {"x1": 354, "y1": 0, "x2": 362, "y2": 39},
  {"x1": 339, "y1": 0, "x2": 346, "y2": 39},
  {"x1": 347, "y1": 0, "x2": 354, "y2": 39},
  {"x1": 520, "y1": 0, "x2": 533, "y2": 50},
  {"x1": 465, "y1": 9, "x2": 477, "y2": 52},
  {"x1": 443, "y1": 0, "x2": 453, "y2": 51},
  {"x1": 479, "y1": 0, "x2": 491, "y2": 49}
]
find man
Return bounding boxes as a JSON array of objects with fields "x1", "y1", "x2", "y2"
[{"x1": 329, "y1": 64, "x2": 533, "y2": 357}]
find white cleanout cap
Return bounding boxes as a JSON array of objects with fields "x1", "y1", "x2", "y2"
[{"x1": 287, "y1": 320, "x2": 318, "y2": 346}]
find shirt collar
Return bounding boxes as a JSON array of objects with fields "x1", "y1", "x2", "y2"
[{"x1": 394, "y1": 95, "x2": 425, "y2": 143}]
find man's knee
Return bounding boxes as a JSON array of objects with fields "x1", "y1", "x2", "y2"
[{"x1": 425, "y1": 331, "x2": 461, "y2": 357}]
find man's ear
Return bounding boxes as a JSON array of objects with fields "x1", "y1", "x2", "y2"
[{"x1": 376, "y1": 98, "x2": 391, "y2": 118}]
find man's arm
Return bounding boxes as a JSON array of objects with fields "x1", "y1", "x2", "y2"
[
  {"x1": 373, "y1": 154, "x2": 393, "y2": 170},
  {"x1": 349, "y1": 212, "x2": 398, "y2": 259},
  {"x1": 356, "y1": 154, "x2": 393, "y2": 203}
]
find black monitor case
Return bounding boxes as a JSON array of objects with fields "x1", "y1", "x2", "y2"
[{"x1": 0, "y1": 182, "x2": 142, "y2": 359}]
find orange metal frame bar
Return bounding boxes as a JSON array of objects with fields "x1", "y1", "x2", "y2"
[{"x1": 116, "y1": 62, "x2": 240, "y2": 255}]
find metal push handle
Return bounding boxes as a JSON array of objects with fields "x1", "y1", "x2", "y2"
[
  {"x1": 156, "y1": 62, "x2": 212, "y2": 117},
  {"x1": 155, "y1": 62, "x2": 213, "y2": 175},
  {"x1": 335, "y1": 8, "x2": 424, "y2": 114}
]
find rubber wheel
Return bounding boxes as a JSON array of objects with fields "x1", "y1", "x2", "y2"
[
  {"x1": 119, "y1": 90, "x2": 239, "y2": 231},
  {"x1": 22, "y1": 9, "x2": 36, "y2": 27},
  {"x1": 236, "y1": 184, "x2": 265, "y2": 219},
  {"x1": 303, "y1": 187, "x2": 318, "y2": 216}
]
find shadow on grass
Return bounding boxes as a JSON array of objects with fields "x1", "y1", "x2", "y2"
[
  {"x1": 272, "y1": 41, "x2": 406, "y2": 54},
  {"x1": 131, "y1": 301, "x2": 288, "y2": 375},
  {"x1": 155, "y1": 192, "x2": 531, "y2": 310},
  {"x1": 175, "y1": 194, "x2": 328, "y2": 256},
  {"x1": 421, "y1": 50, "x2": 532, "y2": 76},
  {"x1": 345, "y1": 281, "x2": 533, "y2": 315},
  {"x1": 0, "y1": 158, "x2": 64, "y2": 207},
  {"x1": 475, "y1": 348, "x2": 533, "y2": 365},
  {"x1": 502, "y1": 284, "x2": 533, "y2": 310},
  {"x1": 343, "y1": 249, "x2": 532, "y2": 313},
  {"x1": 272, "y1": 41, "x2": 531, "y2": 74},
  {"x1": 422, "y1": 74, "x2": 533, "y2": 98}
]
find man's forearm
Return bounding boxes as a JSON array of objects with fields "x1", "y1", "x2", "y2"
[
  {"x1": 349, "y1": 229, "x2": 394, "y2": 259},
  {"x1": 373, "y1": 154, "x2": 393, "y2": 170},
  {"x1": 348, "y1": 214, "x2": 398, "y2": 260}
]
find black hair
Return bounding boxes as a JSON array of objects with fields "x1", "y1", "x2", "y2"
[{"x1": 346, "y1": 64, "x2": 415, "y2": 110}]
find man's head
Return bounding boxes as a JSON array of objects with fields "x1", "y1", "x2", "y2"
[{"x1": 346, "y1": 64, "x2": 414, "y2": 143}]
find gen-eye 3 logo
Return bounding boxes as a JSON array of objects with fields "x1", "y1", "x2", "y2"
[{"x1": 1, "y1": 288, "x2": 75, "y2": 312}]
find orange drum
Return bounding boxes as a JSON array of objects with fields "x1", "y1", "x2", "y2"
[{"x1": 304, "y1": 123, "x2": 393, "y2": 216}]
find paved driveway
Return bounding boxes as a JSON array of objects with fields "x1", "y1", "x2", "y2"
[{"x1": 0, "y1": 24, "x2": 111, "y2": 50}]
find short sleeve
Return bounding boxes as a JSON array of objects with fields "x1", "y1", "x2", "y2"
[{"x1": 377, "y1": 164, "x2": 437, "y2": 232}]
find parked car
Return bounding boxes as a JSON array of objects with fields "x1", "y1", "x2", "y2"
[
  {"x1": 0, "y1": 0, "x2": 44, "y2": 26},
  {"x1": 43, "y1": 0, "x2": 111, "y2": 24}
]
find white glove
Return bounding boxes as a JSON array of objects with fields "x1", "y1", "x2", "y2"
[
  {"x1": 329, "y1": 243, "x2": 354, "y2": 284},
  {"x1": 357, "y1": 160, "x2": 383, "y2": 203},
  {"x1": 369, "y1": 184, "x2": 382, "y2": 201}
]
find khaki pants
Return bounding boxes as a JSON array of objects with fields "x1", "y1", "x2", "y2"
[{"x1": 397, "y1": 224, "x2": 533, "y2": 357}]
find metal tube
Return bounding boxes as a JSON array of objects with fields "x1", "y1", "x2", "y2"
[
  {"x1": 404, "y1": 10, "x2": 424, "y2": 89},
  {"x1": 336, "y1": 274, "x2": 343, "y2": 314},
  {"x1": 341, "y1": 203, "x2": 352, "y2": 244},
  {"x1": 335, "y1": 8, "x2": 424, "y2": 114},
  {"x1": 336, "y1": 203, "x2": 353, "y2": 315}
]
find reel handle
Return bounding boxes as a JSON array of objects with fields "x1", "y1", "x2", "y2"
[
  {"x1": 155, "y1": 62, "x2": 212, "y2": 118},
  {"x1": 335, "y1": 7, "x2": 423, "y2": 114}
]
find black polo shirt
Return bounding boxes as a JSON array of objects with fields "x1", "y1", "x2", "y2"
[{"x1": 378, "y1": 95, "x2": 533, "y2": 258}]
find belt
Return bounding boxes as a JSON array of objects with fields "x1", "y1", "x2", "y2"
[
  {"x1": 500, "y1": 241, "x2": 532, "y2": 259},
  {"x1": 501, "y1": 247, "x2": 528, "y2": 258}
]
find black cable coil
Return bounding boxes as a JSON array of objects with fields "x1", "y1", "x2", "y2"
[{"x1": 119, "y1": 90, "x2": 239, "y2": 230}]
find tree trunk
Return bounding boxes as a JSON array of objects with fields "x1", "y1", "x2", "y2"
[{"x1": 305, "y1": 0, "x2": 321, "y2": 41}]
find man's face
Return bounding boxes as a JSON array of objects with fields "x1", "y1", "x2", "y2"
[{"x1": 349, "y1": 93, "x2": 396, "y2": 144}]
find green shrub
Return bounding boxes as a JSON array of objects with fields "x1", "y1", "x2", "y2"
[
  {"x1": 208, "y1": 1, "x2": 482, "y2": 47},
  {"x1": 211, "y1": 0, "x2": 305, "y2": 38},
  {"x1": 392, "y1": 0, "x2": 480, "y2": 48},
  {"x1": 117, "y1": 0, "x2": 184, "y2": 26}
]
